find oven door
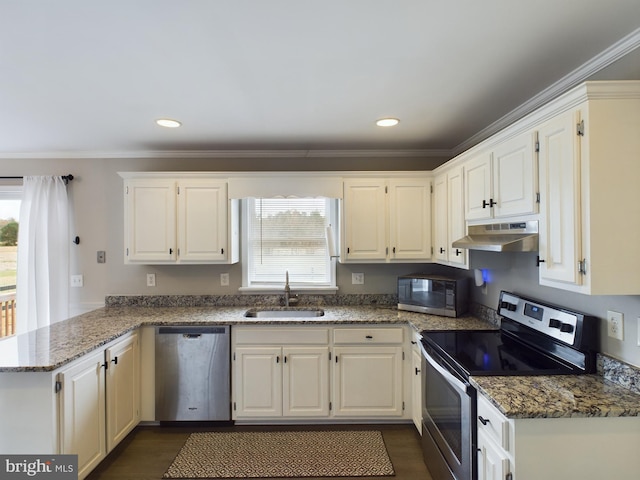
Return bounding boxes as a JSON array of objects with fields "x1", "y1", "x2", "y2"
[{"x1": 420, "y1": 341, "x2": 476, "y2": 480}]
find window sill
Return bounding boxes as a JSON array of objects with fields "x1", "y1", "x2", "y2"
[{"x1": 238, "y1": 286, "x2": 339, "y2": 295}]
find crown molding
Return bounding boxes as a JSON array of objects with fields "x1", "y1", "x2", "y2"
[
  {"x1": 0, "y1": 148, "x2": 450, "y2": 160},
  {"x1": 451, "y1": 27, "x2": 640, "y2": 156}
]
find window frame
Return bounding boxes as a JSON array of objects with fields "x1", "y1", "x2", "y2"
[{"x1": 240, "y1": 197, "x2": 338, "y2": 293}]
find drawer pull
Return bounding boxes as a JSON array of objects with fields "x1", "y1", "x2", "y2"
[
  {"x1": 478, "y1": 416, "x2": 490, "y2": 425},
  {"x1": 365, "y1": 335, "x2": 373, "y2": 339}
]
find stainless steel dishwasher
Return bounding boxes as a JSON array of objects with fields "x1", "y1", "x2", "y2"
[{"x1": 155, "y1": 325, "x2": 230, "y2": 421}]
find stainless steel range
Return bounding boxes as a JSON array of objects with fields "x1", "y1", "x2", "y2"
[{"x1": 419, "y1": 291, "x2": 598, "y2": 480}]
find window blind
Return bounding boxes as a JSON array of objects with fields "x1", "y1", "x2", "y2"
[{"x1": 247, "y1": 198, "x2": 332, "y2": 285}]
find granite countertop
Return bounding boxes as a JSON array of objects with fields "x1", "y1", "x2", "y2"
[
  {"x1": 3, "y1": 302, "x2": 638, "y2": 419},
  {"x1": 0, "y1": 305, "x2": 492, "y2": 372},
  {"x1": 471, "y1": 374, "x2": 640, "y2": 419}
]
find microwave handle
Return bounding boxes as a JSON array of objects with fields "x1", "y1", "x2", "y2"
[{"x1": 421, "y1": 343, "x2": 472, "y2": 396}]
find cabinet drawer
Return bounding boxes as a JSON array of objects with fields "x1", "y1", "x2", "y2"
[
  {"x1": 333, "y1": 327, "x2": 404, "y2": 344},
  {"x1": 477, "y1": 394, "x2": 510, "y2": 451},
  {"x1": 235, "y1": 328, "x2": 329, "y2": 345}
]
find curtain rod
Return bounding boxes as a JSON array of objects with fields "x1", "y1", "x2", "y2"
[{"x1": 0, "y1": 174, "x2": 74, "y2": 185}]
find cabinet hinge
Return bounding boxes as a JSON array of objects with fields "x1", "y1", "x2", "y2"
[
  {"x1": 233, "y1": 352, "x2": 236, "y2": 361},
  {"x1": 535, "y1": 141, "x2": 540, "y2": 152},
  {"x1": 385, "y1": 186, "x2": 388, "y2": 194},
  {"x1": 177, "y1": 248, "x2": 180, "y2": 257},
  {"x1": 578, "y1": 258, "x2": 588, "y2": 275},
  {"x1": 402, "y1": 401, "x2": 405, "y2": 411},
  {"x1": 233, "y1": 402, "x2": 236, "y2": 411},
  {"x1": 54, "y1": 380, "x2": 62, "y2": 394},
  {"x1": 402, "y1": 351, "x2": 405, "y2": 361},
  {"x1": 577, "y1": 120, "x2": 585, "y2": 136},
  {"x1": 328, "y1": 351, "x2": 332, "y2": 361},
  {"x1": 329, "y1": 402, "x2": 332, "y2": 411},
  {"x1": 506, "y1": 473, "x2": 513, "y2": 480},
  {"x1": 126, "y1": 247, "x2": 129, "y2": 256},
  {"x1": 430, "y1": 184, "x2": 433, "y2": 194},
  {"x1": 125, "y1": 186, "x2": 129, "y2": 194},
  {"x1": 536, "y1": 192, "x2": 540, "y2": 203},
  {"x1": 431, "y1": 246, "x2": 434, "y2": 255},
  {"x1": 177, "y1": 186, "x2": 180, "y2": 195}
]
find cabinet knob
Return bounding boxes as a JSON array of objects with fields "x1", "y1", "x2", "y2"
[
  {"x1": 478, "y1": 416, "x2": 490, "y2": 425},
  {"x1": 455, "y1": 249, "x2": 462, "y2": 256},
  {"x1": 482, "y1": 199, "x2": 496, "y2": 208},
  {"x1": 415, "y1": 367, "x2": 421, "y2": 375},
  {"x1": 169, "y1": 248, "x2": 173, "y2": 255},
  {"x1": 111, "y1": 356, "x2": 118, "y2": 365},
  {"x1": 439, "y1": 247, "x2": 445, "y2": 254},
  {"x1": 536, "y1": 256, "x2": 546, "y2": 267}
]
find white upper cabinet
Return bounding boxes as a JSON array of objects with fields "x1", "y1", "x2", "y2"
[
  {"x1": 342, "y1": 177, "x2": 432, "y2": 262},
  {"x1": 123, "y1": 176, "x2": 239, "y2": 264},
  {"x1": 537, "y1": 81, "x2": 640, "y2": 294},
  {"x1": 433, "y1": 166, "x2": 468, "y2": 268},
  {"x1": 464, "y1": 132, "x2": 537, "y2": 221}
]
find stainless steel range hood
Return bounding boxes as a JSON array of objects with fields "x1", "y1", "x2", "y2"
[{"x1": 452, "y1": 221, "x2": 538, "y2": 252}]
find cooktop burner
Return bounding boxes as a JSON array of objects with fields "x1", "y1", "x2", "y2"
[{"x1": 421, "y1": 291, "x2": 598, "y2": 379}]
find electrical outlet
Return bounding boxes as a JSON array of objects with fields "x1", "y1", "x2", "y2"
[
  {"x1": 352, "y1": 273, "x2": 364, "y2": 285},
  {"x1": 97, "y1": 250, "x2": 106, "y2": 263},
  {"x1": 146, "y1": 273, "x2": 156, "y2": 287},
  {"x1": 607, "y1": 310, "x2": 624, "y2": 341},
  {"x1": 220, "y1": 273, "x2": 229, "y2": 286},
  {"x1": 70, "y1": 275, "x2": 83, "y2": 287}
]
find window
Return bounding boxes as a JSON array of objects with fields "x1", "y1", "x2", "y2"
[
  {"x1": 0, "y1": 184, "x2": 21, "y2": 339},
  {"x1": 242, "y1": 197, "x2": 337, "y2": 290}
]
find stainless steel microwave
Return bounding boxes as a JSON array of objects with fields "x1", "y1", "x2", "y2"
[{"x1": 397, "y1": 274, "x2": 469, "y2": 317}]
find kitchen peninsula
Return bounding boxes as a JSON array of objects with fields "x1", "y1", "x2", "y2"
[{"x1": 1, "y1": 296, "x2": 639, "y2": 480}]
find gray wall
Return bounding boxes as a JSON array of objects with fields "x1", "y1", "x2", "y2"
[
  {"x1": 469, "y1": 250, "x2": 640, "y2": 368},
  {"x1": 2, "y1": 154, "x2": 638, "y2": 368}
]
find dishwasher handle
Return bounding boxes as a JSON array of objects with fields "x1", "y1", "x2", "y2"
[{"x1": 157, "y1": 326, "x2": 229, "y2": 335}]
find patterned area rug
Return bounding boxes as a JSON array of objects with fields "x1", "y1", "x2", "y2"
[{"x1": 163, "y1": 430, "x2": 395, "y2": 478}]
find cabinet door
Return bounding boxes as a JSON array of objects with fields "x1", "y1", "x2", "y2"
[
  {"x1": 234, "y1": 347, "x2": 282, "y2": 417},
  {"x1": 411, "y1": 346, "x2": 422, "y2": 433},
  {"x1": 477, "y1": 430, "x2": 511, "y2": 480},
  {"x1": 125, "y1": 179, "x2": 176, "y2": 263},
  {"x1": 332, "y1": 346, "x2": 403, "y2": 417},
  {"x1": 283, "y1": 347, "x2": 329, "y2": 417},
  {"x1": 433, "y1": 174, "x2": 449, "y2": 262},
  {"x1": 342, "y1": 180, "x2": 387, "y2": 261},
  {"x1": 105, "y1": 333, "x2": 140, "y2": 452},
  {"x1": 464, "y1": 152, "x2": 493, "y2": 220},
  {"x1": 59, "y1": 350, "x2": 106, "y2": 479},
  {"x1": 538, "y1": 109, "x2": 582, "y2": 285},
  {"x1": 493, "y1": 132, "x2": 537, "y2": 218},
  {"x1": 388, "y1": 179, "x2": 432, "y2": 260},
  {"x1": 447, "y1": 166, "x2": 468, "y2": 267},
  {"x1": 177, "y1": 180, "x2": 228, "y2": 263}
]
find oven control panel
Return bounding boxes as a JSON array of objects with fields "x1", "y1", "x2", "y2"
[{"x1": 499, "y1": 292, "x2": 578, "y2": 345}]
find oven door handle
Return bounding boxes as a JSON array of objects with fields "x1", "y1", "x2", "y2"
[{"x1": 421, "y1": 344, "x2": 473, "y2": 396}]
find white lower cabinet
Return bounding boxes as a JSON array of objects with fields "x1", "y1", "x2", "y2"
[
  {"x1": 233, "y1": 325, "x2": 409, "y2": 421},
  {"x1": 233, "y1": 328, "x2": 330, "y2": 419},
  {"x1": 0, "y1": 331, "x2": 140, "y2": 480},
  {"x1": 332, "y1": 346, "x2": 403, "y2": 417},
  {"x1": 59, "y1": 349, "x2": 107, "y2": 479},
  {"x1": 60, "y1": 331, "x2": 140, "y2": 479},
  {"x1": 410, "y1": 331, "x2": 422, "y2": 433},
  {"x1": 477, "y1": 392, "x2": 640, "y2": 479}
]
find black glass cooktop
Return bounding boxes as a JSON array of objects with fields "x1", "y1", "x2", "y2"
[{"x1": 421, "y1": 328, "x2": 581, "y2": 378}]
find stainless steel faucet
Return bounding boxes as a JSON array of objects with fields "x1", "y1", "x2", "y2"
[{"x1": 284, "y1": 270, "x2": 291, "y2": 307}]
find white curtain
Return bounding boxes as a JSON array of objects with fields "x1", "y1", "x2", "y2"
[{"x1": 16, "y1": 176, "x2": 70, "y2": 333}]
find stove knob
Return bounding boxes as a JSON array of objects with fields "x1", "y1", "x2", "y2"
[
  {"x1": 549, "y1": 319, "x2": 561, "y2": 329},
  {"x1": 560, "y1": 323, "x2": 574, "y2": 333}
]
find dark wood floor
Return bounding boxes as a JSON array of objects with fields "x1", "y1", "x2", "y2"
[{"x1": 86, "y1": 423, "x2": 432, "y2": 480}]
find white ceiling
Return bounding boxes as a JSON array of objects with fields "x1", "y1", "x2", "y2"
[{"x1": 1, "y1": 0, "x2": 639, "y2": 159}]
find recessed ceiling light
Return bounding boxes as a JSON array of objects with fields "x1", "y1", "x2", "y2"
[
  {"x1": 376, "y1": 118, "x2": 400, "y2": 127},
  {"x1": 156, "y1": 118, "x2": 182, "y2": 128}
]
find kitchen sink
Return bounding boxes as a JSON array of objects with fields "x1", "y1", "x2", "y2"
[{"x1": 244, "y1": 308, "x2": 325, "y2": 318}]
